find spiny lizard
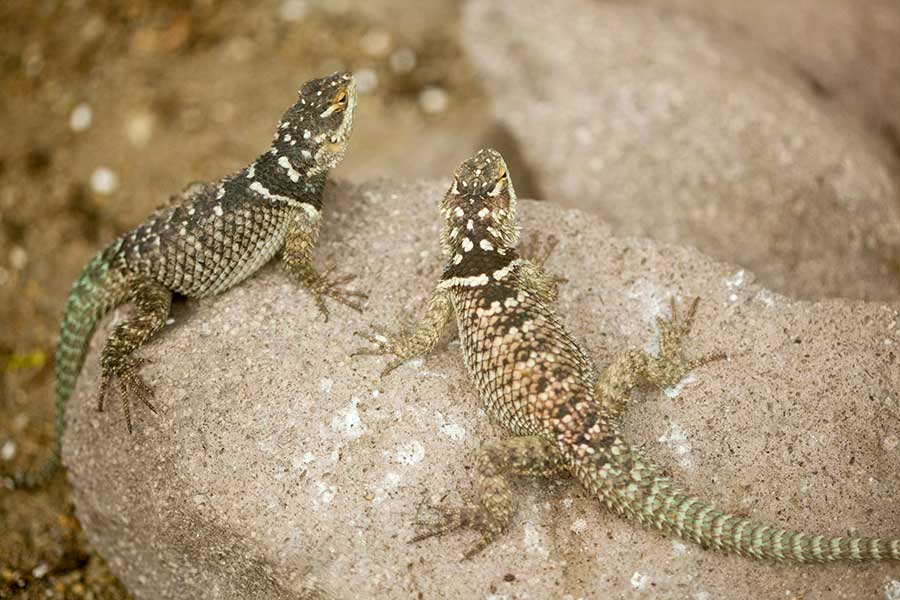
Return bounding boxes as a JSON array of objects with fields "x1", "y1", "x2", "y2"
[
  {"x1": 354, "y1": 148, "x2": 900, "y2": 562},
  {"x1": 8, "y1": 72, "x2": 364, "y2": 489}
]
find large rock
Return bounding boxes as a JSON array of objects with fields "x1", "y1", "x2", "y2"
[
  {"x1": 462, "y1": 0, "x2": 900, "y2": 301},
  {"x1": 65, "y1": 180, "x2": 900, "y2": 599},
  {"x1": 652, "y1": 0, "x2": 900, "y2": 143}
]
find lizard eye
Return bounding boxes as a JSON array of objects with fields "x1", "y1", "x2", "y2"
[
  {"x1": 332, "y1": 90, "x2": 348, "y2": 109},
  {"x1": 497, "y1": 163, "x2": 507, "y2": 180}
]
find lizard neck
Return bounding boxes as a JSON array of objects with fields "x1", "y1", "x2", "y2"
[{"x1": 236, "y1": 145, "x2": 328, "y2": 211}]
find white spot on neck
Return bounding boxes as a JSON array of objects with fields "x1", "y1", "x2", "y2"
[
  {"x1": 480, "y1": 239, "x2": 494, "y2": 251},
  {"x1": 454, "y1": 206, "x2": 464, "y2": 217},
  {"x1": 278, "y1": 155, "x2": 301, "y2": 183},
  {"x1": 461, "y1": 238, "x2": 473, "y2": 252},
  {"x1": 439, "y1": 273, "x2": 490, "y2": 288}
]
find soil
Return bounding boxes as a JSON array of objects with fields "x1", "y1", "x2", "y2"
[{"x1": 0, "y1": 1, "x2": 497, "y2": 597}]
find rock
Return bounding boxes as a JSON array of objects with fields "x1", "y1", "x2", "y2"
[
  {"x1": 65, "y1": 180, "x2": 900, "y2": 599},
  {"x1": 651, "y1": 0, "x2": 900, "y2": 145},
  {"x1": 462, "y1": 0, "x2": 900, "y2": 301}
]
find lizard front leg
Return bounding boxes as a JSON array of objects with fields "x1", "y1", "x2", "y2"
[
  {"x1": 411, "y1": 435, "x2": 568, "y2": 560},
  {"x1": 98, "y1": 277, "x2": 172, "y2": 433},
  {"x1": 595, "y1": 297, "x2": 725, "y2": 421},
  {"x1": 281, "y1": 212, "x2": 367, "y2": 320},
  {"x1": 352, "y1": 286, "x2": 452, "y2": 377}
]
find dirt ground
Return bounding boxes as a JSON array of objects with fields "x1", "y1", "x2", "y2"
[{"x1": 1, "y1": 1, "x2": 898, "y2": 599}]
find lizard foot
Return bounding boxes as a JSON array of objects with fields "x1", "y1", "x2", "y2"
[
  {"x1": 309, "y1": 266, "x2": 367, "y2": 321},
  {"x1": 98, "y1": 354, "x2": 157, "y2": 434},
  {"x1": 653, "y1": 297, "x2": 726, "y2": 387},
  {"x1": 350, "y1": 329, "x2": 416, "y2": 377},
  {"x1": 410, "y1": 501, "x2": 505, "y2": 560}
]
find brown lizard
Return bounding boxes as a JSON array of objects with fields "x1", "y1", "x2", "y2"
[{"x1": 354, "y1": 148, "x2": 900, "y2": 562}]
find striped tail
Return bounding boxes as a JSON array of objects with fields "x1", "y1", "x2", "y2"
[
  {"x1": 10, "y1": 243, "x2": 129, "y2": 488},
  {"x1": 575, "y1": 445, "x2": 900, "y2": 562}
]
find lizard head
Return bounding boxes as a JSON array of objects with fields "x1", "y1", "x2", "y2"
[
  {"x1": 439, "y1": 148, "x2": 520, "y2": 258},
  {"x1": 273, "y1": 72, "x2": 357, "y2": 176}
]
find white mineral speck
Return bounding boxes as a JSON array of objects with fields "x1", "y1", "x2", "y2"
[
  {"x1": 523, "y1": 522, "x2": 549, "y2": 558},
  {"x1": 319, "y1": 378, "x2": 334, "y2": 394},
  {"x1": 1, "y1": 440, "x2": 16, "y2": 461},
  {"x1": 389, "y1": 47, "x2": 416, "y2": 73},
  {"x1": 672, "y1": 540, "x2": 688, "y2": 554},
  {"x1": 882, "y1": 435, "x2": 899, "y2": 452},
  {"x1": 353, "y1": 68, "x2": 378, "y2": 94},
  {"x1": 330, "y1": 399, "x2": 366, "y2": 439},
  {"x1": 279, "y1": 0, "x2": 307, "y2": 21},
  {"x1": 658, "y1": 421, "x2": 693, "y2": 470},
  {"x1": 419, "y1": 86, "x2": 449, "y2": 114},
  {"x1": 394, "y1": 440, "x2": 425, "y2": 465},
  {"x1": 90, "y1": 167, "x2": 118, "y2": 195},
  {"x1": 884, "y1": 580, "x2": 900, "y2": 600},
  {"x1": 69, "y1": 103, "x2": 92, "y2": 132}
]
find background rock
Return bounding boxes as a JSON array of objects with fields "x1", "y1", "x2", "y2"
[
  {"x1": 462, "y1": 0, "x2": 900, "y2": 302},
  {"x1": 652, "y1": 0, "x2": 900, "y2": 147},
  {"x1": 65, "y1": 179, "x2": 900, "y2": 599}
]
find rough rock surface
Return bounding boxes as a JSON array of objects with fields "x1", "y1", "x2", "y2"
[
  {"x1": 652, "y1": 0, "x2": 900, "y2": 143},
  {"x1": 65, "y1": 180, "x2": 900, "y2": 599},
  {"x1": 462, "y1": 0, "x2": 900, "y2": 302}
]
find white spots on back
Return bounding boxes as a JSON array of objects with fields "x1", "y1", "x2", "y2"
[
  {"x1": 658, "y1": 421, "x2": 693, "y2": 470},
  {"x1": 439, "y1": 273, "x2": 489, "y2": 288},
  {"x1": 216, "y1": 185, "x2": 225, "y2": 200},
  {"x1": 449, "y1": 227, "x2": 459, "y2": 239},
  {"x1": 480, "y1": 239, "x2": 494, "y2": 251},
  {"x1": 466, "y1": 219, "x2": 474, "y2": 231},
  {"x1": 330, "y1": 398, "x2": 366, "y2": 439},
  {"x1": 278, "y1": 155, "x2": 301, "y2": 182},
  {"x1": 213, "y1": 205, "x2": 224, "y2": 217},
  {"x1": 461, "y1": 237, "x2": 474, "y2": 252},
  {"x1": 452, "y1": 254, "x2": 463, "y2": 265},
  {"x1": 283, "y1": 133, "x2": 292, "y2": 142},
  {"x1": 477, "y1": 207, "x2": 490, "y2": 219},
  {"x1": 303, "y1": 129, "x2": 311, "y2": 139},
  {"x1": 301, "y1": 149, "x2": 312, "y2": 159},
  {"x1": 245, "y1": 164, "x2": 255, "y2": 178},
  {"x1": 454, "y1": 206, "x2": 464, "y2": 217}
]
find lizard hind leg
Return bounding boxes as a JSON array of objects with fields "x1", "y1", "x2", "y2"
[
  {"x1": 411, "y1": 435, "x2": 568, "y2": 560},
  {"x1": 98, "y1": 277, "x2": 172, "y2": 434}
]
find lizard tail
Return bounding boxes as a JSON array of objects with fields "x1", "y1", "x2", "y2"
[
  {"x1": 9, "y1": 244, "x2": 129, "y2": 489},
  {"x1": 575, "y1": 444, "x2": 900, "y2": 562}
]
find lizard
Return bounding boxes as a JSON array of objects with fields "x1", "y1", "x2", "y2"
[
  {"x1": 8, "y1": 72, "x2": 364, "y2": 489},
  {"x1": 353, "y1": 148, "x2": 900, "y2": 562}
]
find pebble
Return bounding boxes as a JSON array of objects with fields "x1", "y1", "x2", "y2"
[
  {"x1": 126, "y1": 112, "x2": 155, "y2": 146},
  {"x1": 9, "y1": 246, "x2": 27, "y2": 270},
  {"x1": 69, "y1": 103, "x2": 93, "y2": 132},
  {"x1": 419, "y1": 86, "x2": 449, "y2": 114},
  {"x1": 389, "y1": 48, "x2": 416, "y2": 74},
  {"x1": 1, "y1": 440, "x2": 16, "y2": 461},
  {"x1": 90, "y1": 167, "x2": 119, "y2": 195},
  {"x1": 360, "y1": 30, "x2": 392, "y2": 57},
  {"x1": 279, "y1": 0, "x2": 307, "y2": 21},
  {"x1": 354, "y1": 68, "x2": 379, "y2": 94}
]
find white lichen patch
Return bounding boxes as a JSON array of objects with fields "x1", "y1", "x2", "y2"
[
  {"x1": 658, "y1": 421, "x2": 693, "y2": 470},
  {"x1": 319, "y1": 378, "x2": 334, "y2": 394},
  {"x1": 436, "y1": 412, "x2": 466, "y2": 441},
  {"x1": 372, "y1": 471, "x2": 402, "y2": 505},
  {"x1": 755, "y1": 289, "x2": 779, "y2": 307},
  {"x1": 671, "y1": 540, "x2": 688, "y2": 555},
  {"x1": 570, "y1": 518, "x2": 587, "y2": 535},
  {"x1": 330, "y1": 398, "x2": 366, "y2": 439},
  {"x1": 391, "y1": 440, "x2": 425, "y2": 465},
  {"x1": 522, "y1": 522, "x2": 549, "y2": 558},
  {"x1": 724, "y1": 269, "x2": 745, "y2": 289},
  {"x1": 664, "y1": 373, "x2": 697, "y2": 399},
  {"x1": 885, "y1": 580, "x2": 900, "y2": 600},
  {"x1": 630, "y1": 571, "x2": 650, "y2": 590},
  {"x1": 313, "y1": 481, "x2": 336, "y2": 508}
]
